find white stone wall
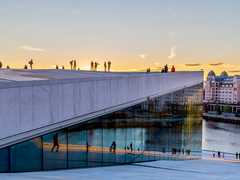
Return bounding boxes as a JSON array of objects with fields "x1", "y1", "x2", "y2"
[{"x1": 0, "y1": 72, "x2": 203, "y2": 147}]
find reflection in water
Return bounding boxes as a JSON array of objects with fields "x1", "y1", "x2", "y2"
[
  {"x1": 73, "y1": 112, "x2": 203, "y2": 158},
  {"x1": 203, "y1": 119, "x2": 240, "y2": 154}
]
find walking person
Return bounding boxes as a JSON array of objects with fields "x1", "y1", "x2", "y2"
[
  {"x1": 164, "y1": 64, "x2": 168, "y2": 73},
  {"x1": 86, "y1": 142, "x2": 89, "y2": 153},
  {"x1": 130, "y1": 143, "x2": 133, "y2": 152},
  {"x1": 51, "y1": 133, "x2": 59, "y2": 152},
  {"x1": 109, "y1": 141, "x2": 116, "y2": 153},
  {"x1": 107, "y1": 61, "x2": 111, "y2": 72},
  {"x1": 73, "y1": 60, "x2": 77, "y2": 70},
  {"x1": 104, "y1": 61, "x2": 107, "y2": 72},
  {"x1": 91, "y1": 61, "x2": 94, "y2": 71},
  {"x1": 94, "y1": 62, "x2": 99, "y2": 71}
]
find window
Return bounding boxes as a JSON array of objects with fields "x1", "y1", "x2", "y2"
[
  {"x1": 68, "y1": 127, "x2": 88, "y2": 168},
  {"x1": 42, "y1": 130, "x2": 67, "y2": 170},
  {"x1": 10, "y1": 138, "x2": 42, "y2": 172},
  {"x1": 0, "y1": 148, "x2": 9, "y2": 172}
]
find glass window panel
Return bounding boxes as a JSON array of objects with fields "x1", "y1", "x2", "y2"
[
  {"x1": 10, "y1": 138, "x2": 42, "y2": 172},
  {"x1": 125, "y1": 128, "x2": 135, "y2": 163},
  {"x1": 68, "y1": 128, "x2": 88, "y2": 168},
  {"x1": 115, "y1": 128, "x2": 126, "y2": 164},
  {"x1": 43, "y1": 130, "x2": 67, "y2": 170},
  {"x1": 102, "y1": 128, "x2": 116, "y2": 165},
  {"x1": 0, "y1": 148, "x2": 9, "y2": 172},
  {"x1": 133, "y1": 128, "x2": 144, "y2": 162},
  {"x1": 87, "y1": 128, "x2": 103, "y2": 167}
]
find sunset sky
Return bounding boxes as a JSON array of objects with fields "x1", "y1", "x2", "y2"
[{"x1": 1, "y1": 0, "x2": 240, "y2": 75}]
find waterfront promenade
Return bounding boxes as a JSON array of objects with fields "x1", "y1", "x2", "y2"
[{"x1": 1, "y1": 159, "x2": 240, "y2": 180}]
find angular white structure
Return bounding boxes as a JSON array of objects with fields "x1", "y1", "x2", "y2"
[{"x1": 0, "y1": 70, "x2": 203, "y2": 148}]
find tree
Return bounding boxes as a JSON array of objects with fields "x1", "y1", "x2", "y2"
[
  {"x1": 28, "y1": 59, "x2": 34, "y2": 69},
  {"x1": 24, "y1": 65, "x2": 28, "y2": 69},
  {"x1": 0, "y1": 61, "x2": 2, "y2": 69},
  {"x1": 6, "y1": 65, "x2": 10, "y2": 69},
  {"x1": 56, "y1": 65, "x2": 59, "y2": 69}
]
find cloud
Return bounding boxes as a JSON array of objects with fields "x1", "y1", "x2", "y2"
[
  {"x1": 168, "y1": 46, "x2": 176, "y2": 59},
  {"x1": 209, "y1": 62, "x2": 224, "y2": 66},
  {"x1": 138, "y1": 54, "x2": 148, "y2": 59},
  {"x1": 185, "y1": 63, "x2": 201, "y2": 67},
  {"x1": 20, "y1": 45, "x2": 45, "y2": 52}
]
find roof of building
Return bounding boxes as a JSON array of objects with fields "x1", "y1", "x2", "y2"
[{"x1": 0, "y1": 69, "x2": 160, "y2": 83}]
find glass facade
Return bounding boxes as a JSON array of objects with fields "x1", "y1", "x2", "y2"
[
  {"x1": 0, "y1": 84, "x2": 203, "y2": 172},
  {"x1": 0, "y1": 148, "x2": 9, "y2": 173}
]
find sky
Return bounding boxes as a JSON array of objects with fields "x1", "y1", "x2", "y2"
[{"x1": 0, "y1": 0, "x2": 240, "y2": 75}]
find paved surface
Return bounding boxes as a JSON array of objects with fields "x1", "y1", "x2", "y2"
[
  {"x1": 1, "y1": 159, "x2": 240, "y2": 180},
  {"x1": 0, "y1": 69, "x2": 162, "y2": 82}
]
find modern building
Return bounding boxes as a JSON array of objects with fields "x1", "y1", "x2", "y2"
[
  {"x1": 0, "y1": 69, "x2": 203, "y2": 172},
  {"x1": 204, "y1": 71, "x2": 240, "y2": 104}
]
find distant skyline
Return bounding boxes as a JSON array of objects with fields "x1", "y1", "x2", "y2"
[{"x1": 1, "y1": 0, "x2": 240, "y2": 75}]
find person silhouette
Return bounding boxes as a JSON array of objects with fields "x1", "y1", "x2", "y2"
[
  {"x1": 107, "y1": 61, "x2": 111, "y2": 72},
  {"x1": 91, "y1": 61, "x2": 94, "y2": 71},
  {"x1": 164, "y1": 64, "x2": 168, "y2": 73},
  {"x1": 171, "y1": 65, "x2": 175, "y2": 72},
  {"x1": 51, "y1": 133, "x2": 59, "y2": 152},
  {"x1": 110, "y1": 141, "x2": 116, "y2": 153},
  {"x1": 104, "y1": 62, "x2": 107, "y2": 72},
  {"x1": 130, "y1": 143, "x2": 133, "y2": 152},
  {"x1": 95, "y1": 62, "x2": 99, "y2": 71}
]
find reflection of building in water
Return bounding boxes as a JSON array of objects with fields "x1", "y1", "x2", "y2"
[
  {"x1": 0, "y1": 84, "x2": 203, "y2": 172},
  {"x1": 202, "y1": 120, "x2": 240, "y2": 154}
]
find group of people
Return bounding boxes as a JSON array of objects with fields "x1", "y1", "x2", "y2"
[
  {"x1": 90, "y1": 61, "x2": 100, "y2": 71},
  {"x1": 211, "y1": 151, "x2": 240, "y2": 160},
  {"x1": 161, "y1": 64, "x2": 176, "y2": 73},
  {"x1": 91, "y1": 61, "x2": 112, "y2": 72},
  {"x1": 69, "y1": 60, "x2": 78, "y2": 70},
  {"x1": 172, "y1": 148, "x2": 191, "y2": 156},
  {"x1": 109, "y1": 141, "x2": 134, "y2": 154},
  {"x1": 212, "y1": 151, "x2": 224, "y2": 158},
  {"x1": 236, "y1": 152, "x2": 240, "y2": 159},
  {"x1": 104, "y1": 61, "x2": 112, "y2": 72}
]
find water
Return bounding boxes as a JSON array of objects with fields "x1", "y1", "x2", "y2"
[
  {"x1": 84, "y1": 116, "x2": 240, "y2": 158},
  {"x1": 202, "y1": 119, "x2": 240, "y2": 154}
]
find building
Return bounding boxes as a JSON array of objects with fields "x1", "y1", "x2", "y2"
[
  {"x1": 204, "y1": 71, "x2": 240, "y2": 104},
  {"x1": 0, "y1": 69, "x2": 203, "y2": 172}
]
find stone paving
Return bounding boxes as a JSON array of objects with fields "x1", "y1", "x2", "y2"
[{"x1": 1, "y1": 159, "x2": 240, "y2": 180}]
